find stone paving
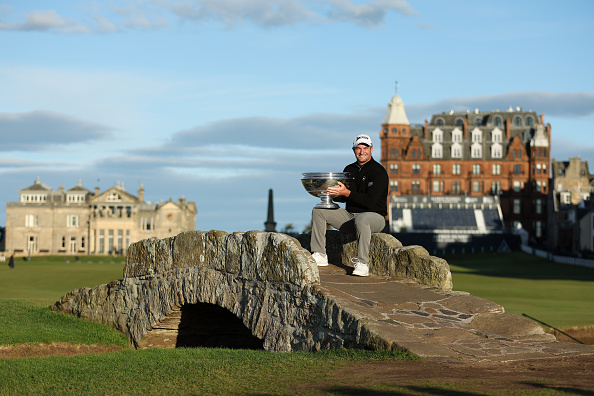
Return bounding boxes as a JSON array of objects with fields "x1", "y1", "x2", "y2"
[{"x1": 317, "y1": 263, "x2": 594, "y2": 362}]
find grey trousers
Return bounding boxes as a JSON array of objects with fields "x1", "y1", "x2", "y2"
[{"x1": 310, "y1": 208, "x2": 386, "y2": 263}]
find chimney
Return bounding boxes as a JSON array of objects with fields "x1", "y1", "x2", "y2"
[
  {"x1": 94, "y1": 187, "x2": 100, "y2": 196},
  {"x1": 138, "y1": 184, "x2": 145, "y2": 202}
]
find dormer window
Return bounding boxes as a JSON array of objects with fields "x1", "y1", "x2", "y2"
[
  {"x1": 526, "y1": 116, "x2": 534, "y2": 126},
  {"x1": 432, "y1": 128, "x2": 443, "y2": 142},
  {"x1": 494, "y1": 116, "x2": 502, "y2": 126},
  {"x1": 514, "y1": 116, "x2": 522, "y2": 126},
  {"x1": 452, "y1": 128, "x2": 462, "y2": 143},
  {"x1": 471, "y1": 128, "x2": 482, "y2": 143}
]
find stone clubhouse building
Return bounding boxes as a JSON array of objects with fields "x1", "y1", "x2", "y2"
[{"x1": 4, "y1": 178, "x2": 196, "y2": 256}]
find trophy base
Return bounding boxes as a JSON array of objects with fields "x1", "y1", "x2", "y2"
[
  {"x1": 314, "y1": 194, "x2": 339, "y2": 209},
  {"x1": 314, "y1": 202, "x2": 340, "y2": 209}
]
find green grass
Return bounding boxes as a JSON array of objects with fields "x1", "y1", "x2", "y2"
[
  {"x1": 0, "y1": 299, "x2": 128, "y2": 347},
  {"x1": 0, "y1": 253, "x2": 592, "y2": 394},
  {"x1": 447, "y1": 251, "x2": 594, "y2": 329},
  {"x1": 0, "y1": 255, "x2": 124, "y2": 306},
  {"x1": 0, "y1": 347, "x2": 416, "y2": 395}
]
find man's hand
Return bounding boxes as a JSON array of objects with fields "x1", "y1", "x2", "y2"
[{"x1": 327, "y1": 181, "x2": 351, "y2": 197}]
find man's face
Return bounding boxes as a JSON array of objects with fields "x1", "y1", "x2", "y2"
[{"x1": 353, "y1": 144, "x2": 373, "y2": 165}]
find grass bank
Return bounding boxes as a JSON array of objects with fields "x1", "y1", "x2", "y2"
[{"x1": 447, "y1": 251, "x2": 594, "y2": 329}]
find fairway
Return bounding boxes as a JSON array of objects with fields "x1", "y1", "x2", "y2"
[
  {"x1": 448, "y1": 252, "x2": 594, "y2": 329},
  {"x1": 0, "y1": 256, "x2": 124, "y2": 306}
]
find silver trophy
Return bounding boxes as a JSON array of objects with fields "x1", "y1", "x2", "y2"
[{"x1": 301, "y1": 172, "x2": 354, "y2": 209}]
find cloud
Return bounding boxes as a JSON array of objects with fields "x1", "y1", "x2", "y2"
[
  {"x1": 0, "y1": 111, "x2": 114, "y2": 152},
  {"x1": 403, "y1": 91, "x2": 594, "y2": 124},
  {"x1": 0, "y1": 0, "x2": 417, "y2": 33}
]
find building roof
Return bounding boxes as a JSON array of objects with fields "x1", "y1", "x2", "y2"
[
  {"x1": 382, "y1": 94, "x2": 410, "y2": 125},
  {"x1": 18, "y1": 177, "x2": 52, "y2": 193}
]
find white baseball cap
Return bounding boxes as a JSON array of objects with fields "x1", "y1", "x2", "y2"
[{"x1": 353, "y1": 134, "x2": 373, "y2": 148}]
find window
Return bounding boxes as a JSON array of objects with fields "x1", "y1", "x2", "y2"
[
  {"x1": 67, "y1": 215, "x2": 79, "y2": 228},
  {"x1": 535, "y1": 221, "x2": 542, "y2": 238},
  {"x1": 432, "y1": 143, "x2": 443, "y2": 158},
  {"x1": 492, "y1": 164, "x2": 501, "y2": 175},
  {"x1": 126, "y1": 230, "x2": 131, "y2": 251},
  {"x1": 390, "y1": 164, "x2": 398, "y2": 174},
  {"x1": 536, "y1": 181, "x2": 546, "y2": 193},
  {"x1": 455, "y1": 118, "x2": 464, "y2": 127},
  {"x1": 536, "y1": 163, "x2": 542, "y2": 174},
  {"x1": 117, "y1": 230, "x2": 123, "y2": 253},
  {"x1": 390, "y1": 180, "x2": 398, "y2": 192},
  {"x1": 412, "y1": 181, "x2": 421, "y2": 195},
  {"x1": 471, "y1": 142, "x2": 482, "y2": 158},
  {"x1": 492, "y1": 181, "x2": 501, "y2": 194},
  {"x1": 472, "y1": 181, "x2": 483, "y2": 193},
  {"x1": 452, "y1": 181, "x2": 461, "y2": 195},
  {"x1": 475, "y1": 118, "x2": 482, "y2": 126},
  {"x1": 25, "y1": 214, "x2": 38, "y2": 227},
  {"x1": 452, "y1": 164, "x2": 461, "y2": 175},
  {"x1": 452, "y1": 129, "x2": 462, "y2": 143},
  {"x1": 99, "y1": 230, "x2": 105, "y2": 253},
  {"x1": 491, "y1": 143, "x2": 502, "y2": 158},
  {"x1": 433, "y1": 181, "x2": 444, "y2": 192},
  {"x1": 536, "y1": 199, "x2": 542, "y2": 214},
  {"x1": 433, "y1": 129, "x2": 443, "y2": 142},
  {"x1": 142, "y1": 217, "x2": 153, "y2": 231},
  {"x1": 561, "y1": 192, "x2": 571, "y2": 204},
  {"x1": 412, "y1": 164, "x2": 420, "y2": 174},
  {"x1": 451, "y1": 143, "x2": 462, "y2": 158},
  {"x1": 513, "y1": 181, "x2": 522, "y2": 192},
  {"x1": 61, "y1": 236, "x2": 66, "y2": 249},
  {"x1": 108, "y1": 230, "x2": 114, "y2": 253},
  {"x1": 526, "y1": 116, "x2": 534, "y2": 126},
  {"x1": 27, "y1": 235, "x2": 37, "y2": 253},
  {"x1": 514, "y1": 116, "x2": 522, "y2": 126},
  {"x1": 436, "y1": 118, "x2": 444, "y2": 126},
  {"x1": 81, "y1": 236, "x2": 85, "y2": 249},
  {"x1": 402, "y1": 128, "x2": 407, "y2": 134},
  {"x1": 494, "y1": 116, "x2": 502, "y2": 126},
  {"x1": 69, "y1": 236, "x2": 77, "y2": 253},
  {"x1": 391, "y1": 128, "x2": 397, "y2": 133},
  {"x1": 390, "y1": 149, "x2": 398, "y2": 158},
  {"x1": 513, "y1": 199, "x2": 521, "y2": 214},
  {"x1": 471, "y1": 129, "x2": 482, "y2": 143},
  {"x1": 433, "y1": 164, "x2": 441, "y2": 175},
  {"x1": 514, "y1": 165, "x2": 522, "y2": 174},
  {"x1": 472, "y1": 164, "x2": 481, "y2": 175},
  {"x1": 491, "y1": 129, "x2": 502, "y2": 142}
]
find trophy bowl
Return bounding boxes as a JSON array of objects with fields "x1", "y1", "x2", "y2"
[{"x1": 301, "y1": 172, "x2": 354, "y2": 209}]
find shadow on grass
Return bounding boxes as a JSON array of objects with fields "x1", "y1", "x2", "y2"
[{"x1": 445, "y1": 251, "x2": 594, "y2": 282}]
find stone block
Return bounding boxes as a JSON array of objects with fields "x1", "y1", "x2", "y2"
[{"x1": 125, "y1": 237, "x2": 174, "y2": 278}]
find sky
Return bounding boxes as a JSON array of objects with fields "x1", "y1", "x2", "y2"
[{"x1": 1, "y1": 0, "x2": 593, "y2": 234}]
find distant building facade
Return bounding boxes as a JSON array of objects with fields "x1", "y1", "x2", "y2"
[
  {"x1": 380, "y1": 92, "x2": 551, "y2": 244},
  {"x1": 549, "y1": 157, "x2": 594, "y2": 256},
  {"x1": 5, "y1": 178, "x2": 196, "y2": 255}
]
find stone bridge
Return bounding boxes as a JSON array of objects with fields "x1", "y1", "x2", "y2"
[{"x1": 52, "y1": 230, "x2": 451, "y2": 352}]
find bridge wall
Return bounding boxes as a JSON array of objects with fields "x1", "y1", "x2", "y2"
[{"x1": 52, "y1": 230, "x2": 452, "y2": 351}]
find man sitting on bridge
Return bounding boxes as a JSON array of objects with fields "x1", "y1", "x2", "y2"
[{"x1": 310, "y1": 134, "x2": 389, "y2": 277}]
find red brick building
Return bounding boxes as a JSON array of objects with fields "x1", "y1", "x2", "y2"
[{"x1": 380, "y1": 93, "x2": 550, "y2": 244}]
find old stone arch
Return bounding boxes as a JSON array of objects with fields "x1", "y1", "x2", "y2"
[
  {"x1": 53, "y1": 230, "x2": 453, "y2": 352},
  {"x1": 139, "y1": 302, "x2": 265, "y2": 350}
]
